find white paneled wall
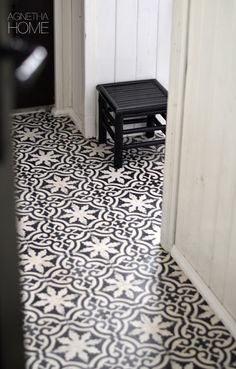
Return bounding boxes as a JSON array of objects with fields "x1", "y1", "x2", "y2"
[
  {"x1": 136, "y1": 0, "x2": 159, "y2": 79},
  {"x1": 54, "y1": 0, "x2": 173, "y2": 137},
  {"x1": 162, "y1": 0, "x2": 236, "y2": 331},
  {"x1": 156, "y1": 0, "x2": 173, "y2": 87},
  {"x1": 55, "y1": 0, "x2": 173, "y2": 137},
  {"x1": 96, "y1": 0, "x2": 172, "y2": 87},
  {"x1": 84, "y1": 0, "x2": 173, "y2": 137},
  {"x1": 115, "y1": 0, "x2": 138, "y2": 81},
  {"x1": 96, "y1": 0, "x2": 116, "y2": 84}
]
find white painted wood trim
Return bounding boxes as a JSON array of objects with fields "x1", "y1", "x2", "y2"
[
  {"x1": 54, "y1": 0, "x2": 73, "y2": 112},
  {"x1": 54, "y1": 0, "x2": 63, "y2": 111},
  {"x1": 52, "y1": 108, "x2": 68, "y2": 117},
  {"x1": 62, "y1": 0, "x2": 72, "y2": 109},
  {"x1": 83, "y1": 0, "x2": 97, "y2": 138},
  {"x1": 161, "y1": 0, "x2": 190, "y2": 251},
  {"x1": 171, "y1": 245, "x2": 236, "y2": 340}
]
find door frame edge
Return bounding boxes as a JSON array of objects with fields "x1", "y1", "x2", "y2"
[{"x1": 161, "y1": 0, "x2": 190, "y2": 251}]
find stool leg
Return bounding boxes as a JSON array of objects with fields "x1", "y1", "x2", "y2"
[
  {"x1": 98, "y1": 95, "x2": 107, "y2": 144},
  {"x1": 114, "y1": 113, "x2": 123, "y2": 169},
  {"x1": 146, "y1": 115, "x2": 155, "y2": 138}
]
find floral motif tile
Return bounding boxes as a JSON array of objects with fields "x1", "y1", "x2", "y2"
[{"x1": 12, "y1": 112, "x2": 236, "y2": 369}]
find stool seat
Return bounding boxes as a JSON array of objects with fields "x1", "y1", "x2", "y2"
[
  {"x1": 97, "y1": 79, "x2": 167, "y2": 114},
  {"x1": 96, "y1": 79, "x2": 168, "y2": 169}
]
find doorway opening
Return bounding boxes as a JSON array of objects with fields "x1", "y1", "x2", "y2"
[{"x1": 10, "y1": 0, "x2": 54, "y2": 109}]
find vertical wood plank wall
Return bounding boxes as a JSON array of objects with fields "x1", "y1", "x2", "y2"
[
  {"x1": 85, "y1": 0, "x2": 173, "y2": 137},
  {"x1": 174, "y1": 0, "x2": 236, "y2": 320},
  {"x1": 96, "y1": 0, "x2": 172, "y2": 88},
  {"x1": 55, "y1": 0, "x2": 173, "y2": 137}
]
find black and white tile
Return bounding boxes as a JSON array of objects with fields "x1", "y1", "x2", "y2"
[{"x1": 12, "y1": 112, "x2": 236, "y2": 369}]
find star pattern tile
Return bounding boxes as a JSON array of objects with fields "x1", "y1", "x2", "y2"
[{"x1": 12, "y1": 111, "x2": 236, "y2": 369}]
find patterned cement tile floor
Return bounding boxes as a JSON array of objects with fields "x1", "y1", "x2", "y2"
[{"x1": 12, "y1": 112, "x2": 236, "y2": 369}]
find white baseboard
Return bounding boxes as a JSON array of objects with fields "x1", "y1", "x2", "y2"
[
  {"x1": 171, "y1": 245, "x2": 236, "y2": 339},
  {"x1": 83, "y1": 115, "x2": 96, "y2": 138},
  {"x1": 52, "y1": 108, "x2": 68, "y2": 116}
]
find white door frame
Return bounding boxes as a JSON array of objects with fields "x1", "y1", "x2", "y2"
[
  {"x1": 161, "y1": 0, "x2": 190, "y2": 251},
  {"x1": 53, "y1": 0, "x2": 72, "y2": 113},
  {"x1": 53, "y1": 0, "x2": 85, "y2": 135}
]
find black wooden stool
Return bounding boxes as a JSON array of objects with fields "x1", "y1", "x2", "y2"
[{"x1": 96, "y1": 79, "x2": 168, "y2": 169}]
